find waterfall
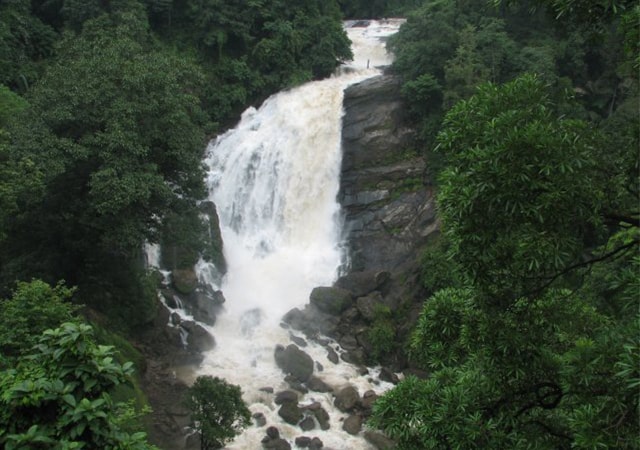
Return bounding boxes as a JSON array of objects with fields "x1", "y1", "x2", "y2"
[{"x1": 196, "y1": 20, "x2": 404, "y2": 449}]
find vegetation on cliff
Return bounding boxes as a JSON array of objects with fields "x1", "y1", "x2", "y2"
[{"x1": 369, "y1": 1, "x2": 639, "y2": 448}]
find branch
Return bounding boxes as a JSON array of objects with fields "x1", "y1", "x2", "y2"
[
  {"x1": 605, "y1": 213, "x2": 640, "y2": 228},
  {"x1": 528, "y1": 239, "x2": 639, "y2": 296}
]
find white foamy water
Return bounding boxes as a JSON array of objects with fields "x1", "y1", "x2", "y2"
[{"x1": 196, "y1": 19, "x2": 404, "y2": 449}]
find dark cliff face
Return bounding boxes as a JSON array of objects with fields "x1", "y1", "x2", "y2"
[{"x1": 339, "y1": 74, "x2": 438, "y2": 273}]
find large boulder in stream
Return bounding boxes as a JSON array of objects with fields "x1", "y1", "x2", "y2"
[
  {"x1": 188, "y1": 285, "x2": 225, "y2": 326},
  {"x1": 334, "y1": 385, "x2": 360, "y2": 412},
  {"x1": 309, "y1": 286, "x2": 353, "y2": 315},
  {"x1": 274, "y1": 344, "x2": 314, "y2": 382},
  {"x1": 180, "y1": 321, "x2": 215, "y2": 352}
]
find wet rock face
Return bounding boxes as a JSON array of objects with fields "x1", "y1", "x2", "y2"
[
  {"x1": 340, "y1": 73, "x2": 438, "y2": 272},
  {"x1": 274, "y1": 344, "x2": 314, "y2": 382}
]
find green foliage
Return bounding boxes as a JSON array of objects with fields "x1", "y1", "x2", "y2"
[
  {"x1": 419, "y1": 236, "x2": 465, "y2": 292},
  {"x1": 0, "y1": 322, "x2": 156, "y2": 449},
  {"x1": 0, "y1": 0, "x2": 57, "y2": 90},
  {"x1": 367, "y1": 304, "x2": 396, "y2": 362},
  {"x1": 436, "y1": 75, "x2": 604, "y2": 298},
  {"x1": 372, "y1": 7, "x2": 639, "y2": 443},
  {"x1": 185, "y1": 376, "x2": 251, "y2": 450},
  {"x1": 0, "y1": 280, "x2": 78, "y2": 363}
]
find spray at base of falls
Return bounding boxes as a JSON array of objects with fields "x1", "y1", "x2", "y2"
[{"x1": 194, "y1": 20, "x2": 405, "y2": 449}]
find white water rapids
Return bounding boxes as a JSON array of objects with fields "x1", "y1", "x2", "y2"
[{"x1": 193, "y1": 20, "x2": 404, "y2": 449}]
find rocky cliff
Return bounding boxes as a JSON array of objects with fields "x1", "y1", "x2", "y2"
[
  {"x1": 284, "y1": 73, "x2": 439, "y2": 372},
  {"x1": 339, "y1": 74, "x2": 438, "y2": 272}
]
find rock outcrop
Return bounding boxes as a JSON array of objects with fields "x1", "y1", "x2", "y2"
[{"x1": 340, "y1": 73, "x2": 438, "y2": 272}]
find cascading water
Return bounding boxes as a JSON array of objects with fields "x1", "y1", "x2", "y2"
[{"x1": 196, "y1": 20, "x2": 404, "y2": 449}]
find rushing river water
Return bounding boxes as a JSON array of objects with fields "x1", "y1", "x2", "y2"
[{"x1": 195, "y1": 20, "x2": 404, "y2": 449}]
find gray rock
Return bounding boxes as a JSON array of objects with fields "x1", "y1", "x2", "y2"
[
  {"x1": 171, "y1": 268, "x2": 198, "y2": 295},
  {"x1": 284, "y1": 375, "x2": 309, "y2": 394},
  {"x1": 379, "y1": 367, "x2": 400, "y2": 384},
  {"x1": 181, "y1": 322, "x2": 215, "y2": 352},
  {"x1": 327, "y1": 347, "x2": 339, "y2": 364},
  {"x1": 356, "y1": 291, "x2": 385, "y2": 321},
  {"x1": 343, "y1": 415, "x2": 363, "y2": 435},
  {"x1": 340, "y1": 349, "x2": 365, "y2": 365},
  {"x1": 299, "y1": 416, "x2": 315, "y2": 431},
  {"x1": 335, "y1": 271, "x2": 391, "y2": 297},
  {"x1": 275, "y1": 344, "x2": 314, "y2": 382},
  {"x1": 295, "y1": 436, "x2": 312, "y2": 448},
  {"x1": 313, "y1": 407, "x2": 331, "y2": 430},
  {"x1": 364, "y1": 430, "x2": 396, "y2": 449},
  {"x1": 266, "y1": 426, "x2": 280, "y2": 439},
  {"x1": 309, "y1": 437, "x2": 324, "y2": 450},
  {"x1": 185, "y1": 431, "x2": 201, "y2": 450},
  {"x1": 253, "y1": 412, "x2": 267, "y2": 427},
  {"x1": 306, "y1": 376, "x2": 333, "y2": 393},
  {"x1": 263, "y1": 438, "x2": 292, "y2": 450},
  {"x1": 278, "y1": 402, "x2": 303, "y2": 425},
  {"x1": 289, "y1": 333, "x2": 307, "y2": 347},
  {"x1": 275, "y1": 390, "x2": 299, "y2": 405},
  {"x1": 188, "y1": 285, "x2": 225, "y2": 325},
  {"x1": 334, "y1": 386, "x2": 360, "y2": 412},
  {"x1": 309, "y1": 286, "x2": 353, "y2": 315},
  {"x1": 339, "y1": 74, "x2": 438, "y2": 272},
  {"x1": 361, "y1": 390, "x2": 379, "y2": 414}
]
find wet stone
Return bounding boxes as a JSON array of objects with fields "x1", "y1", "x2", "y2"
[
  {"x1": 253, "y1": 412, "x2": 267, "y2": 427},
  {"x1": 299, "y1": 416, "x2": 315, "y2": 431}
]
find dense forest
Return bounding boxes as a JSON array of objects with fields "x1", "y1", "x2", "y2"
[
  {"x1": 367, "y1": 0, "x2": 639, "y2": 449},
  {"x1": 0, "y1": 0, "x2": 638, "y2": 448}
]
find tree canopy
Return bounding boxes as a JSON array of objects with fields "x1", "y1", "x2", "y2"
[{"x1": 369, "y1": 1, "x2": 639, "y2": 448}]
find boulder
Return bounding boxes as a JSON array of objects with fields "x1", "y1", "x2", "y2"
[
  {"x1": 335, "y1": 271, "x2": 391, "y2": 297},
  {"x1": 334, "y1": 386, "x2": 360, "y2": 412},
  {"x1": 309, "y1": 437, "x2": 324, "y2": 450},
  {"x1": 262, "y1": 437, "x2": 291, "y2": 450},
  {"x1": 282, "y1": 306, "x2": 339, "y2": 338},
  {"x1": 356, "y1": 291, "x2": 386, "y2": 321},
  {"x1": 284, "y1": 375, "x2": 309, "y2": 394},
  {"x1": 295, "y1": 436, "x2": 312, "y2": 448},
  {"x1": 364, "y1": 431, "x2": 396, "y2": 450},
  {"x1": 361, "y1": 390, "x2": 379, "y2": 415},
  {"x1": 309, "y1": 286, "x2": 353, "y2": 315},
  {"x1": 187, "y1": 285, "x2": 225, "y2": 325},
  {"x1": 379, "y1": 367, "x2": 400, "y2": 384},
  {"x1": 290, "y1": 333, "x2": 308, "y2": 347},
  {"x1": 275, "y1": 390, "x2": 299, "y2": 405},
  {"x1": 327, "y1": 347, "x2": 339, "y2": 364},
  {"x1": 306, "y1": 376, "x2": 333, "y2": 393},
  {"x1": 181, "y1": 321, "x2": 215, "y2": 352},
  {"x1": 299, "y1": 416, "x2": 315, "y2": 431},
  {"x1": 185, "y1": 431, "x2": 201, "y2": 450},
  {"x1": 343, "y1": 415, "x2": 363, "y2": 435},
  {"x1": 172, "y1": 268, "x2": 198, "y2": 295},
  {"x1": 274, "y1": 344, "x2": 314, "y2": 382},
  {"x1": 313, "y1": 407, "x2": 331, "y2": 430},
  {"x1": 278, "y1": 402, "x2": 303, "y2": 425},
  {"x1": 253, "y1": 412, "x2": 267, "y2": 427},
  {"x1": 266, "y1": 426, "x2": 280, "y2": 439}
]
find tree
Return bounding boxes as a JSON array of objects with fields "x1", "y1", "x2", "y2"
[
  {"x1": 436, "y1": 74, "x2": 605, "y2": 300},
  {"x1": 370, "y1": 73, "x2": 639, "y2": 449},
  {"x1": 184, "y1": 376, "x2": 251, "y2": 450},
  {"x1": 2, "y1": 11, "x2": 209, "y2": 324},
  {"x1": 0, "y1": 322, "x2": 156, "y2": 449},
  {"x1": 0, "y1": 279, "x2": 78, "y2": 363}
]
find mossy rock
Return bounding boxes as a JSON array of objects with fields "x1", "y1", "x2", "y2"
[{"x1": 172, "y1": 268, "x2": 198, "y2": 295}]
